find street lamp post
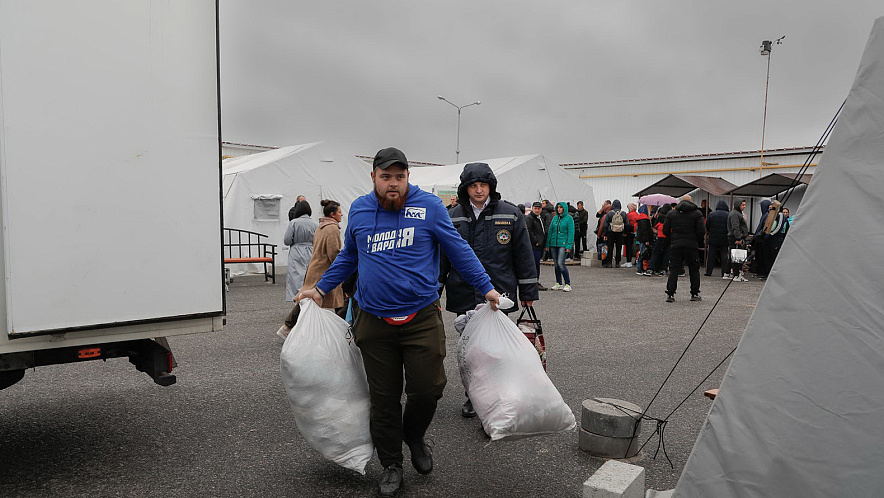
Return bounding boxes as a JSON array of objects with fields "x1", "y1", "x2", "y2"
[
  {"x1": 437, "y1": 95, "x2": 481, "y2": 163},
  {"x1": 759, "y1": 36, "x2": 785, "y2": 177}
]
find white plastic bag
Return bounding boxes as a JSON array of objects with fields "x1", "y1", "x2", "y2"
[
  {"x1": 458, "y1": 298, "x2": 576, "y2": 441},
  {"x1": 731, "y1": 248, "x2": 748, "y2": 263},
  {"x1": 280, "y1": 299, "x2": 373, "y2": 474}
]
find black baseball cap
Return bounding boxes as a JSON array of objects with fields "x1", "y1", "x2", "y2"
[
  {"x1": 532, "y1": 201, "x2": 543, "y2": 208},
  {"x1": 373, "y1": 147, "x2": 409, "y2": 170}
]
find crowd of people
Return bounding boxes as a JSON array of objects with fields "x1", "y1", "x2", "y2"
[
  {"x1": 589, "y1": 194, "x2": 793, "y2": 301},
  {"x1": 269, "y1": 145, "x2": 794, "y2": 495}
]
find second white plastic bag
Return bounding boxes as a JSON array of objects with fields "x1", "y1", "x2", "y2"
[
  {"x1": 458, "y1": 300, "x2": 576, "y2": 441},
  {"x1": 280, "y1": 299, "x2": 373, "y2": 474}
]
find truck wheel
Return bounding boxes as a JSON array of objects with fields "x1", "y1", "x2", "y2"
[{"x1": 0, "y1": 369, "x2": 25, "y2": 390}]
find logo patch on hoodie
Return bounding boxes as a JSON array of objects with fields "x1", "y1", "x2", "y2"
[{"x1": 404, "y1": 207, "x2": 426, "y2": 220}]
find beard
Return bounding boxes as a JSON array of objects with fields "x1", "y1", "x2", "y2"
[{"x1": 375, "y1": 184, "x2": 409, "y2": 211}]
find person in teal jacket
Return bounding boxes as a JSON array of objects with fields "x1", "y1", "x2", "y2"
[{"x1": 546, "y1": 201, "x2": 575, "y2": 291}]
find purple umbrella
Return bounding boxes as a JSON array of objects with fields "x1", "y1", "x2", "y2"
[{"x1": 639, "y1": 193, "x2": 678, "y2": 206}]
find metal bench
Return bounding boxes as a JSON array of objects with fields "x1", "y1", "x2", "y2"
[{"x1": 222, "y1": 228, "x2": 277, "y2": 286}]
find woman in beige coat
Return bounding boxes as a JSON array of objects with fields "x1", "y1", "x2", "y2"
[
  {"x1": 302, "y1": 200, "x2": 344, "y2": 309},
  {"x1": 277, "y1": 200, "x2": 344, "y2": 338}
]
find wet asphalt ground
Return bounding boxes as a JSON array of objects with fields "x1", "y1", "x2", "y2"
[{"x1": 0, "y1": 262, "x2": 764, "y2": 497}]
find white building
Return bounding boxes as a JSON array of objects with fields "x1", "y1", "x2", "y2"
[{"x1": 562, "y1": 146, "x2": 821, "y2": 226}]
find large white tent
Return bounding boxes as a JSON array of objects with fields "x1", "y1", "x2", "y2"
[
  {"x1": 222, "y1": 141, "x2": 372, "y2": 272},
  {"x1": 674, "y1": 17, "x2": 884, "y2": 497},
  {"x1": 409, "y1": 154, "x2": 596, "y2": 211}
]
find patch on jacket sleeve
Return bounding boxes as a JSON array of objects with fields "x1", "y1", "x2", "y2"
[{"x1": 496, "y1": 229, "x2": 512, "y2": 244}]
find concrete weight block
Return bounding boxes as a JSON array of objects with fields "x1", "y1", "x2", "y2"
[
  {"x1": 579, "y1": 427, "x2": 641, "y2": 459},
  {"x1": 583, "y1": 460, "x2": 645, "y2": 498},
  {"x1": 581, "y1": 398, "x2": 642, "y2": 437}
]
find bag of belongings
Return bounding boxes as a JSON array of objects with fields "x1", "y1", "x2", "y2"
[
  {"x1": 458, "y1": 297, "x2": 576, "y2": 441},
  {"x1": 280, "y1": 299, "x2": 373, "y2": 474}
]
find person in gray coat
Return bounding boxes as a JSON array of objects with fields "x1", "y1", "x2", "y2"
[
  {"x1": 727, "y1": 198, "x2": 750, "y2": 281},
  {"x1": 284, "y1": 200, "x2": 318, "y2": 301}
]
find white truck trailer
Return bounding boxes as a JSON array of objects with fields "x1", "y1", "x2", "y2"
[{"x1": 0, "y1": 0, "x2": 225, "y2": 389}]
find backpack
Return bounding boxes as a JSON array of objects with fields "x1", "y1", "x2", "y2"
[{"x1": 610, "y1": 211, "x2": 625, "y2": 233}]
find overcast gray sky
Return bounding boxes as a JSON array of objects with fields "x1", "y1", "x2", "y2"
[{"x1": 220, "y1": 1, "x2": 883, "y2": 165}]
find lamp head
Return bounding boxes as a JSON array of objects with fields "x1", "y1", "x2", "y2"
[{"x1": 760, "y1": 40, "x2": 772, "y2": 56}]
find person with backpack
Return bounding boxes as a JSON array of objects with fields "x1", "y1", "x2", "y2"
[{"x1": 602, "y1": 199, "x2": 632, "y2": 268}]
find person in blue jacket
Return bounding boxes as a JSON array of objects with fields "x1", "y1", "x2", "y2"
[{"x1": 300, "y1": 147, "x2": 501, "y2": 498}]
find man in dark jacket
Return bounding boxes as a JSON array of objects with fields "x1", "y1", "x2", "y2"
[
  {"x1": 440, "y1": 162, "x2": 539, "y2": 417},
  {"x1": 662, "y1": 194, "x2": 705, "y2": 302},
  {"x1": 574, "y1": 201, "x2": 589, "y2": 258},
  {"x1": 704, "y1": 200, "x2": 731, "y2": 277},
  {"x1": 540, "y1": 200, "x2": 555, "y2": 260},
  {"x1": 727, "y1": 198, "x2": 750, "y2": 281},
  {"x1": 526, "y1": 201, "x2": 547, "y2": 291}
]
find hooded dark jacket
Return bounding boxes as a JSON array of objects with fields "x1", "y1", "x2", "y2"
[
  {"x1": 440, "y1": 162, "x2": 538, "y2": 314},
  {"x1": 705, "y1": 200, "x2": 731, "y2": 246},
  {"x1": 602, "y1": 199, "x2": 632, "y2": 236},
  {"x1": 727, "y1": 199, "x2": 749, "y2": 241},
  {"x1": 662, "y1": 200, "x2": 705, "y2": 249},
  {"x1": 754, "y1": 199, "x2": 772, "y2": 237}
]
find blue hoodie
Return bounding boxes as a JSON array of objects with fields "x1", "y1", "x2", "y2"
[{"x1": 317, "y1": 184, "x2": 494, "y2": 317}]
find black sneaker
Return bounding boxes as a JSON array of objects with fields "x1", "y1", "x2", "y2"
[
  {"x1": 404, "y1": 438, "x2": 434, "y2": 475},
  {"x1": 461, "y1": 398, "x2": 476, "y2": 418},
  {"x1": 666, "y1": 294, "x2": 675, "y2": 303},
  {"x1": 538, "y1": 283, "x2": 548, "y2": 291},
  {"x1": 377, "y1": 463, "x2": 404, "y2": 497},
  {"x1": 690, "y1": 294, "x2": 702, "y2": 301}
]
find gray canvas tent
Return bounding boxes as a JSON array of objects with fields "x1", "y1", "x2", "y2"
[{"x1": 675, "y1": 17, "x2": 884, "y2": 497}]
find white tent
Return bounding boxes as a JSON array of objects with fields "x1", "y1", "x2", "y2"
[
  {"x1": 222, "y1": 142, "x2": 372, "y2": 272},
  {"x1": 675, "y1": 17, "x2": 884, "y2": 497},
  {"x1": 409, "y1": 154, "x2": 595, "y2": 211}
]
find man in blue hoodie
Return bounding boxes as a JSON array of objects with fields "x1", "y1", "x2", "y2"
[{"x1": 300, "y1": 147, "x2": 501, "y2": 498}]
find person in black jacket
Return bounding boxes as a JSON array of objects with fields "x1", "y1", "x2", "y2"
[
  {"x1": 540, "y1": 200, "x2": 555, "y2": 260},
  {"x1": 526, "y1": 201, "x2": 547, "y2": 291},
  {"x1": 575, "y1": 201, "x2": 589, "y2": 258},
  {"x1": 704, "y1": 200, "x2": 731, "y2": 277},
  {"x1": 440, "y1": 162, "x2": 539, "y2": 417},
  {"x1": 662, "y1": 194, "x2": 705, "y2": 302}
]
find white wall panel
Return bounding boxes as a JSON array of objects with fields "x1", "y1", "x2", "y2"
[{"x1": 0, "y1": 0, "x2": 222, "y2": 334}]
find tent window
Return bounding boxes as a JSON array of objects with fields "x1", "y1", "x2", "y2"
[{"x1": 253, "y1": 196, "x2": 281, "y2": 221}]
